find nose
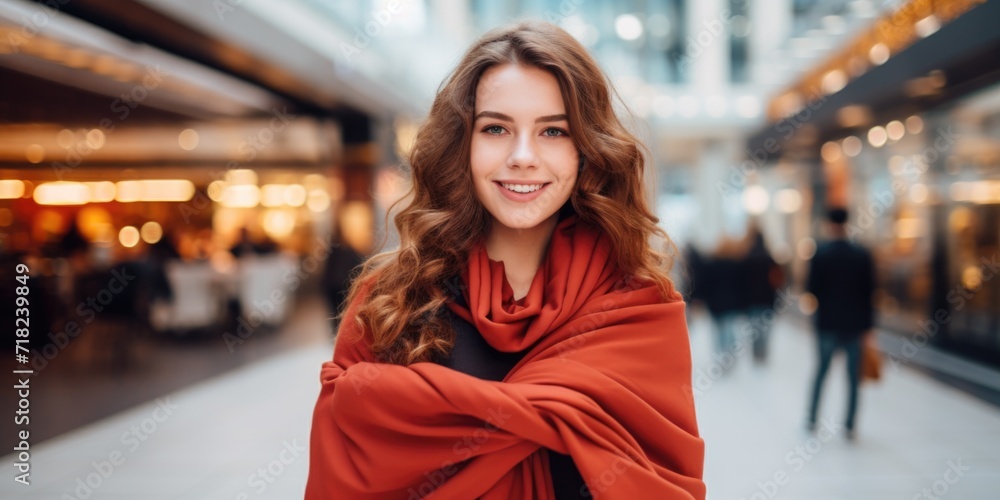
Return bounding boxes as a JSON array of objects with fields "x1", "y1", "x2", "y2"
[{"x1": 506, "y1": 133, "x2": 539, "y2": 170}]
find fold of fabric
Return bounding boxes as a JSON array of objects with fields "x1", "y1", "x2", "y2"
[{"x1": 306, "y1": 215, "x2": 706, "y2": 499}]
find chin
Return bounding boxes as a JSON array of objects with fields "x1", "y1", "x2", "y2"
[{"x1": 492, "y1": 209, "x2": 556, "y2": 231}]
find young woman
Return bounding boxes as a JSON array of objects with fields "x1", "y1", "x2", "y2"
[{"x1": 306, "y1": 20, "x2": 705, "y2": 500}]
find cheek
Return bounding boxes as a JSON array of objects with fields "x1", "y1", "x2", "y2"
[
  {"x1": 469, "y1": 137, "x2": 499, "y2": 177},
  {"x1": 562, "y1": 172, "x2": 578, "y2": 197},
  {"x1": 543, "y1": 146, "x2": 579, "y2": 182}
]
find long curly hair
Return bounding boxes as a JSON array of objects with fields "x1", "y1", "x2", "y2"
[{"x1": 337, "y1": 20, "x2": 678, "y2": 365}]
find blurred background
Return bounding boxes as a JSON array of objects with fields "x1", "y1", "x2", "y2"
[{"x1": 1, "y1": 0, "x2": 999, "y2": 498}]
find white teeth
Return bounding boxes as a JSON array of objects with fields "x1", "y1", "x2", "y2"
[{"x1": 500, "y1": 183, "x2": 544, "y2": 193}]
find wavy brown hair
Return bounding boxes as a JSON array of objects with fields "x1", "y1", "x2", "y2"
[{"x1": 337, "y1": 20, "x2": 678, "y2": 365}]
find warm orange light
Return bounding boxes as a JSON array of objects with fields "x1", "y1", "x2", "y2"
[
  {"x1": 0, "y1": 180, "x2": 25, "y2": 199},
  {"x1": 221, "y1": 185, "x2": 261, "y2": 208},
  {"x1": 115, "y1": 180, "x2": 195, "y2": 202},
  {"x1": 34, "y1": 182, "x2": 90, "y2": 205},
  {"x1": 85, "y1": 181, "x2": 116, "y2": 203},
  {"x1": 307, "y1": 189, "x2": 331, "y2": 213},
  {"x1": 141, "y1": 221, "x2": 163, "y2": 244},
  {"x1": 119, "y1": 226, "x2": 140, "y2": 247}
]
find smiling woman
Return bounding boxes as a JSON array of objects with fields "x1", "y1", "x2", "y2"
[
  {"x1": 307, "y1": 20, "x2": 705, "y2": 500},
  {"x1": 471, "y1": 63, "x2": 579, "y2": 299}
]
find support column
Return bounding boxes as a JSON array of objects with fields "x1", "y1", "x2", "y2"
[{"x1": 687, "y1": 0, "x2": 730, "y2": 90}]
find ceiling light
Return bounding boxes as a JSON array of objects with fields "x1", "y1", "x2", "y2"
[
  {"x1": 842, "y1": 136, "x2": 862, "y2": 157},
  {"x1": 615, "y1": 14, "x2": 643, "y2": 41},
  {"x1": 869, "y1": 43, "x2": 889, "y2": 65}
]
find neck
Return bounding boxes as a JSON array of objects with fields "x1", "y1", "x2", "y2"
[{"x1": 484, "y1": 214, "x2": 559, "y2": 300}]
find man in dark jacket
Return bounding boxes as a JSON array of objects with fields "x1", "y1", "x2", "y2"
[{"x1": 806, "y1": 208, "x2": 875, "y2": 440}]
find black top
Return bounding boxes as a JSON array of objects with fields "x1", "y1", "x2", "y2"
[
  {"x1": 744, "y1": 236, "x2": 780, "y2": 308},
  {"x1": 701, "y1": 256, "x2": 748, "y2": 315},
  {"x1": 436, "y1": 291, "x2": 589, "y2": 499},
  {"x1": 807, "y1": 239, "x2": 875, "y2": 337}
]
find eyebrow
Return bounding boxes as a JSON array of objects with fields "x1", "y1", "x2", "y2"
[{"x1": 474, "y1": 111, "x2": 569, "y2": 124}]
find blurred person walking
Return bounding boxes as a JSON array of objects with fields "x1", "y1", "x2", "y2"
[
  {"x1": 321, "y1": 224, "x2": 364, "y2": 331},
  {"x1": 703, "y1": 238, "x2": 747, "y2": 373},
  {"x1": 681, "y1": 243, "x2": 706, "y2": 325},
  {"x1": 806, "y1": 208, "x2": 875, "y2": 440},
  {"x1": 742, "y1": 225, "x2": 783, "y2": 364}
]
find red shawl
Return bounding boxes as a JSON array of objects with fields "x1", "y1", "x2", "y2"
[{"x1": 306, "y1": 215, "x2": 705, "y2": 499}]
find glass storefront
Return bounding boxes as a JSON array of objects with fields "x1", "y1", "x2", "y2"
[{"x1": 837, "y1": 83, "x2": 1000, "y2": 366}]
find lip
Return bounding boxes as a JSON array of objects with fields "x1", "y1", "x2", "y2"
[{"x1": 494, "y1": 181, "x2": 550, "y2": 203}]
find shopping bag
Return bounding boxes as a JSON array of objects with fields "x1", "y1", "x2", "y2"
[{"x1": 860, "y1": 332, "x2": 882, "y2": 382}]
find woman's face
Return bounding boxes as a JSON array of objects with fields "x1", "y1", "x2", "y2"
[{"x1": 470, "y1": 64, "x2": 578, "y2": 231}]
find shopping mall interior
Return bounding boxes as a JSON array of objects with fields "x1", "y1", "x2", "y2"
[{"x1": 1, "y1": 0, "x2": 999, "y2": 498}]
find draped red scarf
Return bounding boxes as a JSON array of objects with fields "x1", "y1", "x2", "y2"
[{"x1": 306, "y1": 215, "x2": 705, "y2": 499}]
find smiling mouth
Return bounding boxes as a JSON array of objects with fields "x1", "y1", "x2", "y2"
[{"x1": 495, "y1": 181, "x2": 551, "y2": 194}]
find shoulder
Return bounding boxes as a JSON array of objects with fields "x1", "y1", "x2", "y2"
[
  {"x1": 809, "y1": 246, "x2": 831, "y2": 268},
  {"x1": 815, "y1": 240, "x2": 844, "y2": 257},
  {"x1": 851, "y1": 242, "x2": 872, "y2": 256},
  {"x1": 608, "y1": 272, "x2": 683, "y2": 306}
]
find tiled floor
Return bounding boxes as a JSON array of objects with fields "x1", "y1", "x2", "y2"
[{"x1": 2, "y1": 310, "x2": 998, "y2": 499}]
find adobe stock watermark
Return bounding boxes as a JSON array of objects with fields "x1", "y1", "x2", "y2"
[
  {"x1": 911, "y1": 459, "x2": 971, "y2": 500},
  {"x1": 554, "y1": 274, "x2": 649, "y2": 362},
  {"x1": 177, "y1": 106, "x2": 297, "y2": 224},
  {"x1": 346, "y1": 361, "x2": 390, "y2": 396},
  {"x1": 212, "y1": 0, "x2": 247, "y2": 20},
  {"x1": 544, "y1": 0, "x2": 586, "y2": 25},
  {"x1": 405, "y1": 406, "x2": 512, "y2": 499},
  {"x1": 717, "y1": 87, "x2": 830, "y2": 197},
  {"x1": 339, "y1": 1, "x2": 405, "y2": 62},
  {"x1": 29, "y1": 266, "x2": 136, "y2": 373},
  {"x1": 337, "y1": 275, "x2": 469, "y2": 394},
  {"x1": 737, "y1": 417, "x2": 841, "y2": 500},
  {"x1": 3, "y1": 0, "x2": 71, "y2": 53},
  {"x1": 845, "y1": 125, "x2": 957, "y2": 240},
  {"x1": 60, "y1": 398, "x2": 179, "y2": 500},
  {"x1": 887, "y1": 252, "x2": 999, "y2": 373},
  {"x1": 507, "y1": 174, "x2": 576, "y2": 232},
  {"x1": 223, "y1": 237, "x2": 333, "y2": 352},
  {"x1": 672, "y1": 1, "x2": 749, "y2": 70},
  {"x1": 686, "y1": 288, "x2": 799, "y2": 398},
  {"x1": 235, "y1": 439, "x2": 307, "y2": 499},
  {"x1": 52, "y1": 65, "x2": 167, "y2": 179},
  {"x1": 581, "y1": 449, "x2": 643, "y2": 498}
]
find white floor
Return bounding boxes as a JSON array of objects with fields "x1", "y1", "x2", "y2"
[
  {"x1": 0, "y1": 342, "x2": 330, "y2": 500},
  {"x1": 690, "y1": 312, "x2": 1000, "y2": 500},
  {"x1": 2, "y1": 313, "x2": 999, "y2": 499}
]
